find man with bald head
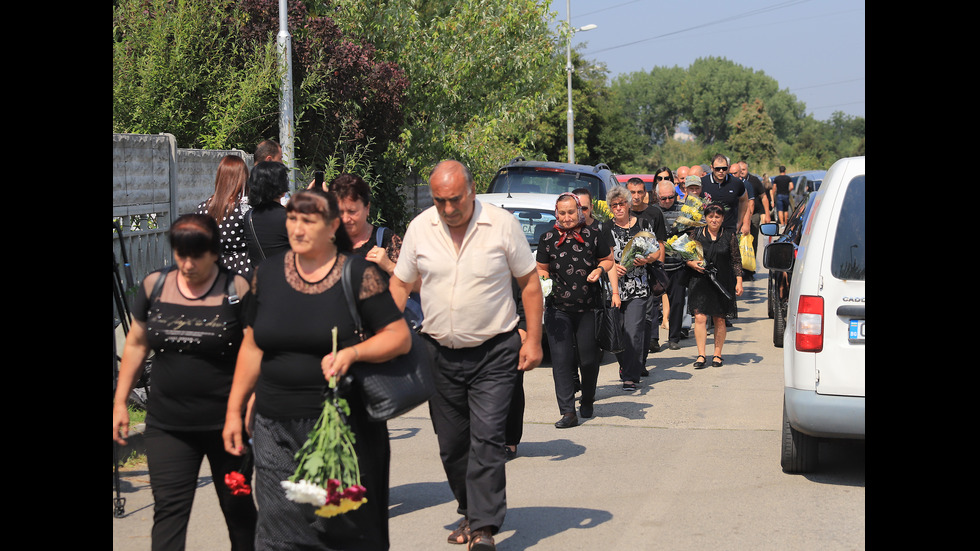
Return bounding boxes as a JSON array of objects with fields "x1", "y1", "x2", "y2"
[
  {"x1": 391, "y1": 160, "x2": 543, "y2": 549},
  {"x1": 674, "y1": 166, "x2": 689, "y2": 201}
]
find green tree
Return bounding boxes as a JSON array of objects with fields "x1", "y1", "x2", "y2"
[
  {"x1": 113, "y1": 0, "x2": 281, "y2": 150},
  {"x1": 327, "y1": 0, "x2": 564, "y2": 186},
  {"x1": 678, "y1": 56, "x2": 805, "y2": 144},
  {"x1": 727, "y1": 99, "x2": 778, "y2": 168},
  {"x1": 611, "y1": 65, "x2": 687, "y2": 147}
]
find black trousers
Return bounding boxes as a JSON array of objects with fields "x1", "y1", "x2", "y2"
[
  {"x1": 545, "y1": 307, "x2": 600, "y2": 413},
  {"x1": 424, "y1": 331, "x2": 521, "y2": 535},
  {"x1": 664, "y1": 267, "x2": 689, "y2": 343},
  {"x1": 505, "y1": 370, "x2": 525, "y2": 447},
  {"x1": 143, "y1": 426, "x2": 257, "y2": 551}
]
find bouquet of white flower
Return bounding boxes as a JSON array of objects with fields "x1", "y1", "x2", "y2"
[
  {"x1": 665, "y1": 233, "x2": 704, "y2": 262},
  {"x1": 620, "y1": 231, "x2": 659, "y2": 272},
  {"x1": 539, "y1": 276, "x2": 553, "y2": 298}
]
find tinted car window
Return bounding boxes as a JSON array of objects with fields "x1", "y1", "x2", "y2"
[
  {"x1": 830, "y1": 175, "x2": 865, "y2": 280},
  {"x1": 505, "y1": 208, "x2": 556, "y2": 251},
  {"x1": 490, "y1": 168, "x2": 604, "y2": 198}
]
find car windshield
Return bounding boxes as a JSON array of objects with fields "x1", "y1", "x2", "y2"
[
  {"x1": 504, "y1": 207, "x2": 556, "y2": 250},
  {"x1": 489, "y1": 168, "x2": 604, "y2": 198},
  {"x1": 830, "y1": 175, "x2": 865, "y2": 281}
]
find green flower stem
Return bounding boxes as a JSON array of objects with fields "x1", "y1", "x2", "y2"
[{"x1": 288, "y1": 326, "x2": 362, "y2": 490}]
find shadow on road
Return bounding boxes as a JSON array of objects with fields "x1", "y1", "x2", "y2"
[{"x1": 497, "y1": 505, "x2": 613, "y2": 550}]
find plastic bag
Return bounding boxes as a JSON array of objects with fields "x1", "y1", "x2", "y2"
[{"x1": 739, "y1": 234, "x2": 756, "y2": 272}]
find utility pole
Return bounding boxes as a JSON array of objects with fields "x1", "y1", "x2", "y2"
[{"x1": 278, "y1": 0, "x2": 295, "y2": 189}]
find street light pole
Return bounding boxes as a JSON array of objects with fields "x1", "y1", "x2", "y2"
[
  {"x1": 566, "y1": 0, "x2": 596, "y2": 165},
  {"x1": 278, "y1": 0, "x2": 295, "y2": 189}
]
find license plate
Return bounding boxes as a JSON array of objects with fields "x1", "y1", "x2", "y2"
[{"x1": 848, "y1": 319, "x2": 865, "y2": 343}]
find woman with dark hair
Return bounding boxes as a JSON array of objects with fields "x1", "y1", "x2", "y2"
[
  {"x1": 651, "y1": 166, "x2": 674, "y2": 205},
  {"x1": 536, "y1": 193, "x2": 613, "y2": 427},
  {"x1": 113, "y1": 213, "x2": 256, "y2": 551},
  {"x1": 686, "y1": 202, "x2": 744, "y2": 368},
  {"x1": 244, "y1": 161, "x2": 291, "y2": 267},
  {"x1": 196, "y1": 155, "x2": 253, "y2": 277},
  {"x1": 223, "y1": 189, "x2": 411, "y2": 550},
  {"x1": 329, "y1": 173, "x2": 402, "y2": 277}
]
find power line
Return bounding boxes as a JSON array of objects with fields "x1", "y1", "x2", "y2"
[{"x1": 586, "y1": 0, "x2": 812, "y2": 55}]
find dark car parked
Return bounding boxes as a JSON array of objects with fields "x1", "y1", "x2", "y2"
[
  {"x1": 785, "y1": 170, "x2": 826, "y2": 212},
  {"x1": 761, "y1": 192, "x2": 818, "y2": 347},
  {"x1": 487, "y1": 157, "x2": 619, "y2": 203}
]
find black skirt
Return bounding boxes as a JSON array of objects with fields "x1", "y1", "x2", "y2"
[{"x1": 252, "y1": 408, "x2": 391, "y2": 551}]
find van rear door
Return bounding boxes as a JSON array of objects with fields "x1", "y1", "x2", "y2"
[{"x1": 815, "y1": 170, "x2": 865, "y2": 397}]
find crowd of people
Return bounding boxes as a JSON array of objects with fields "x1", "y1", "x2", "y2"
[{"x1": 114, "y1": 144, "x2": 783, "y2": 551}]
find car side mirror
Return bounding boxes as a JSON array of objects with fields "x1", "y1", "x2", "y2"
[
  {"x1": 760, "y1": 222, "x2": 780, "y2": 237},
  {"x1": 763, "y1": 241, "x2": 795, "y2": 272}
]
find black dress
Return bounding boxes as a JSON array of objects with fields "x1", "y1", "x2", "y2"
[{"x1": 687, "y1": 227, "x2": 742, "y2": 319}]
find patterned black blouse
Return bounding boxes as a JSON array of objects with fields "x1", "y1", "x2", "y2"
[{"x1": 536, "y1": 225, "x2": 610, "y2": 313}]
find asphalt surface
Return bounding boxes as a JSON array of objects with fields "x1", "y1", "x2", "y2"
[{"x1": 112, "y1": 250, "x2": 866, "y2": 550}]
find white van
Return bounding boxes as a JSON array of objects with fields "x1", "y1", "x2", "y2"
[{"x1": 763, "y1": 156, "x2": 865, "y2": 473}]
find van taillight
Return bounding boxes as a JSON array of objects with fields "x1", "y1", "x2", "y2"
[{"x1": 795, "y1": 295, "x2": 823, "y2": 352}]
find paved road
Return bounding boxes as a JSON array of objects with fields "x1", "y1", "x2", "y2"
[{"x1": 112, "y1": 265, "x2": 866, "y2": 550}]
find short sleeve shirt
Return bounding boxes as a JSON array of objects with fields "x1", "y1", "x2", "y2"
[
  {"x1": 700, "y1": 173, "x2": 747, "y2": 230},
  {"x1": 394, "y1": 200, "x2": 536, "y2": 348}
]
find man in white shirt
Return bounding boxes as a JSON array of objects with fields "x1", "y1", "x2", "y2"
[{"x1": 390, "y1": 160, "x2": 543, "y2": 550}]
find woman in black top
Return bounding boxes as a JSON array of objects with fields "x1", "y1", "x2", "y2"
[
  {"x1": 113, "y1": 214, "x2": 256, "y2": 551},
  {"x1": 328, "y1": 173, "x2": 403, "y2": 277},
  {"x1": 244, "y1": 161, "x2": 291, "y2": 268},
  {"x1": 536, "y1": 193, "x2": 613, "y2": 428},
  {"x1": 686, "y1": 203, "x2": 744, "y2": 368},
  {"x1": 223, "y1": 189, "x2": 411, "y2": 550}
]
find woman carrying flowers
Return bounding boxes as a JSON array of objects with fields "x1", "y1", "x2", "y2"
[
  {"x1": 686, "y1": 202, "x2": 743, "y2": 368},
  {"x1": 536, "y1": 193, "x2": 614, "y2": 428},
  {"x1": 223, "y1": 189, "x2": 411, "y2": 550},
  {"x1": 601, "y1": 185, "x2": 662, "y2": 391}
]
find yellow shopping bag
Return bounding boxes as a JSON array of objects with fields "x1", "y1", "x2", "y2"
[{"x1": 739, "y1": 234, "x2": 756, "y2": 272}]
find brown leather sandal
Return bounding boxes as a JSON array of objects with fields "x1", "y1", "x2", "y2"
[
  {"x1": 448, "y1": 518, "x2": 470, "y2": 545},
  {"x1": 467, "y1": 527, "x2": 495, "y2": 551}
]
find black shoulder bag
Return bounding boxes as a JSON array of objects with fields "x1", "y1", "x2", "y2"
[
  {"x1": 340, "y1": 257, "x2": 435, "y2": 422},
  {"x1": 638, "y1": 217, "x2": 670, "y2": 297}
]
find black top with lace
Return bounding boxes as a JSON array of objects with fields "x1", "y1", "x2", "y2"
[
  {"x1": 246, "y1": 251, "x2": 403, "y2": 420},
  {"x1": 133, "y1": 267, "x2": 249, "y2": 431}
]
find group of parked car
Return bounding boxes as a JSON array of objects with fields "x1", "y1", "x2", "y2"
[{"x1": 476, "y1": 155, "x2": 865, "y2": 475}]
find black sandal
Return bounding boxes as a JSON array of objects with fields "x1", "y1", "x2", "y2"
[
  {"x1": 448, "y1": 518, "x2": 470, "y2": 545},
  {"x1": 693, "y1": 355, "x2": 707, "y2": 368},
  {"x1": 468, "y1": 527, "x2": 496, "y2": 551},
  {"x1": 712, "y1": 356, "x2": 724, "y2": 367}
]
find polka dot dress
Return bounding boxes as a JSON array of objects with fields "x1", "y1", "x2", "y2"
[{"x1": 196, "y1": 198, "x2": 253, "y2": 278}]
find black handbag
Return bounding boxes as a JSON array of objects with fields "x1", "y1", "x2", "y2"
[
  {"x1": 340, "y1": 258, "x2": 435, "y2": 422},
  {"x1": 594, "y1": 274, "x2": 626, "y2": 353},
  {"x1": 647, "y1": 260, "x2": 670, "y2": 297}
]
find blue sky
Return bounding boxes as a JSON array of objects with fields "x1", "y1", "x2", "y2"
[{"x1": 553, "y1": 0, "x2": 865, "y2": 121}]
